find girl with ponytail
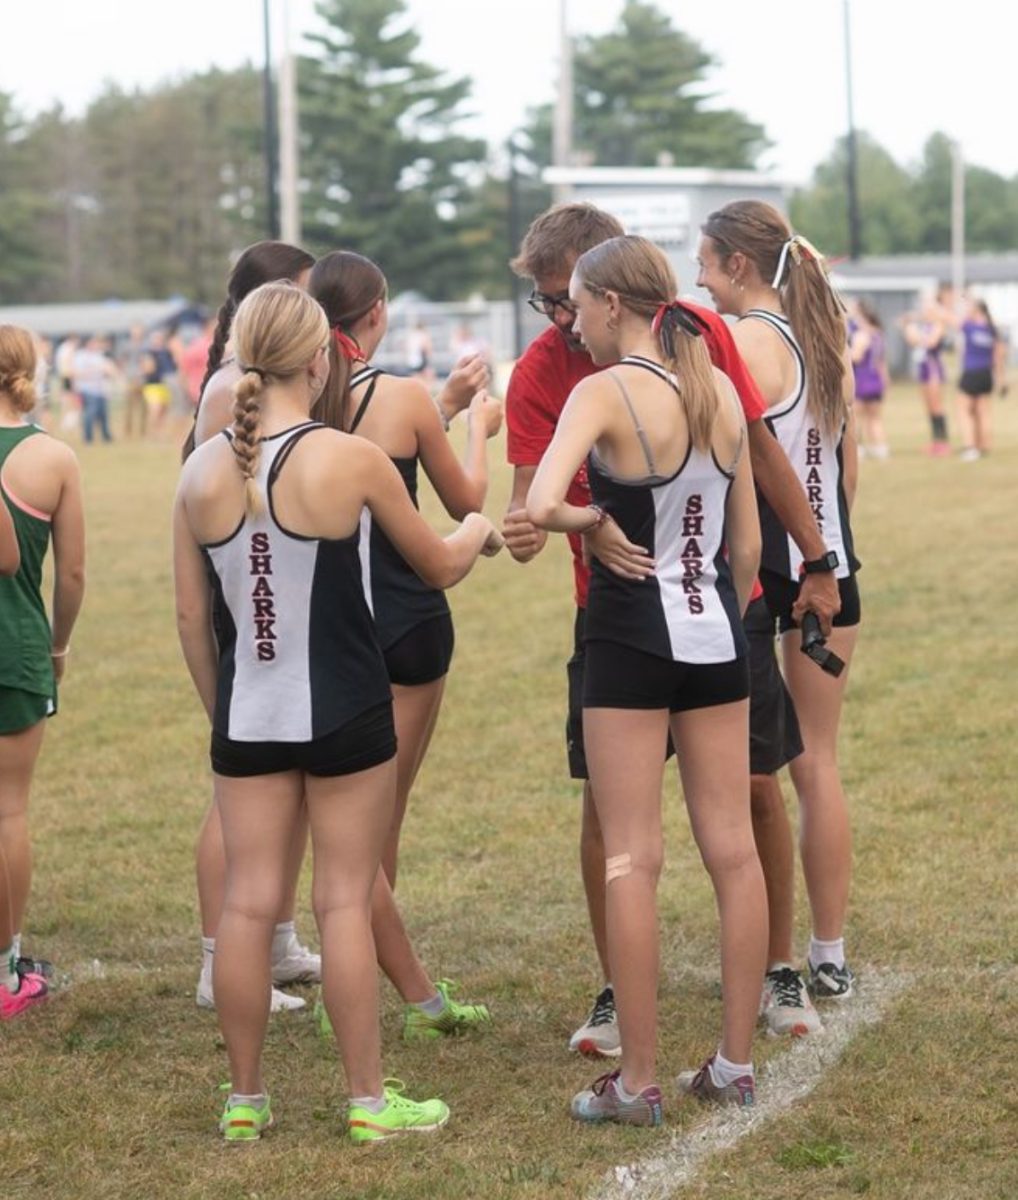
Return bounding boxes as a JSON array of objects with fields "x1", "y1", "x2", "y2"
[
  {"x1": 308, "y1": 250, "x2": 501, "y2": 1042},
  {"x1": 173, "y1": 282, "x2": 501, "y2": 1142},
  {"x1": 0, "y1": 325, "x2": 86, "y2": 1020},
  {"x1": 528, "y1": 235, "x2": 766, "y2": 1124},
  {"x1": 697, "y1": 200, "x2": 862, "y2": 1010},
  {"x1": 181, "y1": 242, "x2": 320, "y2": 1017},
  {"x1": 181, "y1": 240, "x2": 315, "y2": 461}
]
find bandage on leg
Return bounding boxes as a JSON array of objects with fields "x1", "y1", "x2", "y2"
[{"x1": 605, "y1": 853, "x2": 632, "y2": 884}]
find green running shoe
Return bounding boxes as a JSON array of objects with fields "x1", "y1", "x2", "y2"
[
  {"x1": 348, "y1": 1079, "x2": 449, "y2": 1144},
  {"x1": 313, "y1": 988, "x2": 333, "y2": 1040},
  {"x1": 219, "y1": 1091, "x2": 274, "y2": 1143},
  {"x1": 402, "y1": 979, "x2": 491, "y2": 1042}
]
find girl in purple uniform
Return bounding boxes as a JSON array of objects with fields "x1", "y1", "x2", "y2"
[
  {"x1": 901, "y1": 292, "x2": 950, "y2": 456},
  {"x1": 848, "y1": 300, "x2": 889, "y2": 459},
  {"x1": 952, "y1": 298, "x2": 1003, "y2": 460}
]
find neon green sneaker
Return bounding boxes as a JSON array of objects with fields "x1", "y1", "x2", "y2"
[
  {"x1": 402, "y1": 979, "x2": 491, "y2": 1042},
  {"x1": 313, "y1": 988, "x2": 333, "y2": 1040},
  {"x1": 218, "y1": 1089, "x2": 274, "y2": 1143},
  {"x1": 348, "y1": 1079, "x2": 450, "y2": 1144}
]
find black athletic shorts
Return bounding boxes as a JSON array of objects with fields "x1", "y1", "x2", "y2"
[
  {"x1": 761, "y1": 570, "x2": 861, "y2": 635},
  {"x1": 383, "y1": 612, "x2": 454, "y2": 687},
  {"x1": 959, "y1": 367, "x2": 993, "y2": 398},
  {"x1": 211, "y1": 701, "x2": 396, "y2": 778},
  {"x1": 583, "y1": 639, "x2": 749, "y2": 713},
  {"x1": 745, "y1": 595, "x2": 803, "y2": 775}
]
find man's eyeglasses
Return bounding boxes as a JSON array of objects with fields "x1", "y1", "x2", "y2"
[{"x1": 527, "y1": 290, "x2": 577, "y2": 319}]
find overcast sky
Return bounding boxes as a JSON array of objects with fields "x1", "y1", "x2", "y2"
[{"x1": 6, "y1": 0, "x2": 1013, "y2": 185}]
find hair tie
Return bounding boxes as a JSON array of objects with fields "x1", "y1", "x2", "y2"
[
  {"x1": 652, "y1": 300, "x2": 706, "y2": 338},
  {"x1": 240, "y1": 364, "x2": 268, "y2": 382},
  {"x1": 772, "y1": 234, "x2": 825, "y2": 289},
  {"x1": 333, "y1": 328, "x2": 362, "y2": 361}
]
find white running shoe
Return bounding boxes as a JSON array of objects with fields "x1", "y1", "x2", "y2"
[
  {"x1": 196, "y1": 959, "x2": 306, "y2": 1013},
  {"x1": 759, "y1": 965, "x2": 822, "y2": 1037},
  {"x1": 271, "y1": 933, "x2": 321, "y2": 985},
  {"x1": 568, "y1": 985, "x2": 622, "y2": 1057}
]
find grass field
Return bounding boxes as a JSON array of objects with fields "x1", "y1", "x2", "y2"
[{"x1": 2, "y1": 385, "x2": 1016, "y2": 1200}]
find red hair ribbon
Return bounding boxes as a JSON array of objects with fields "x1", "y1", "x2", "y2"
[
  {"x1": 652, "y1": 301, "x2": 676, "y2": 335},
  {"x1": 333, "y1": 328, "x2": 362, "y2": 360}
]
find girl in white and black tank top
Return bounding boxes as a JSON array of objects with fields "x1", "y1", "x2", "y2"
[
  {"x1": 698, "y1": 199, "x2": 861, "y2": 1010},
  {"x1": 528, "y1": 235, "x2": 768, "y2": 1126}
]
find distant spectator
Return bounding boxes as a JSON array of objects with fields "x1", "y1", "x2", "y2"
[
  {"x1": 72, "y1": 335, "x2": 117, "y2": 444},
  {"x1": 143, "y1": 330, "x2": 176, "y2": 437},
  {"x1": 848, "y1": 300, "x2": 890, "y2": 459},
  {"x1": 406, "y1": 320, "x2": 434, "y2": 383},
  {"x1": 175, "y1": 318, "x2": 216, "y2": 410},
  {"x1": 119, "y1": 325, "x2": 149, "y2": 439}
]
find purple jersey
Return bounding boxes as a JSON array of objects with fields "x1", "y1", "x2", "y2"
[
  {"x1": 850, "y1": 321, "x2": 885, "y2": 400},
  {"x1": 962, "y1": 320, "x2": 996, "y2": 372}
]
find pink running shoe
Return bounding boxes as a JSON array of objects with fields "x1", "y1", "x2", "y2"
[
  {"x1": 676, "y1": 1055, "x2": 754, "y2": 1107},
  {"x1": 0, "y1": 970, "x2": 49, "y2": 1020}
]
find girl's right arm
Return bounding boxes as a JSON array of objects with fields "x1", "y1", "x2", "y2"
[
  {"x1": 417, "y1": 384, "x2": 502, "y2": 519},
  {"x1": 0, "y1": 499, "x2": 18, "y2": 576},
  {"x1": 49, "y1": 448, "x2": 86, "y2": 681},
  {"x1": 355, "y1": 439, "x2": 501, "y2": 589},
  {"x1": 173, "y1": 489, "x2": 217, "y2": 721}
]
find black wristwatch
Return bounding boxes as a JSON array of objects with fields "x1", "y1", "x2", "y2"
[{"x1": 801, "y1": 550, "x2": 839, "y2": 574}]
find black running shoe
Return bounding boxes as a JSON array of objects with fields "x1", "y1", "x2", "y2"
[
  {"x1": 16, "y1": 955, "x2": 54, "y2": 981},
  {"x1": 807, "y1": 961, "x2": 855, "y2": 1000}
]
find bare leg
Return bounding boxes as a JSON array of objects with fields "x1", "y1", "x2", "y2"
[
  {"x1": 955, "y1": 391, "x2": 976, "y2": 450},
  {"x1": 972, "y1": 394, "x2": 992, "y2": 453},
  {"x1": 675, "y1": 702, "x2": 767, "y2": 1066},
  {"x1": 0, "y1": 720, "x2": 46, "y2": 948},
  {"x1": 584, "y1": 707, "x2": 669, "y2": 1094},
  {"x1": 371, "y1": 868, "x2": 434, "y2": 1004},
  {"x1": 783, "y1": 626, "x2": 859, "y2": 944},
  {"x1": 580, "y1": 783, "x2": 611, "y2": 980},
  {"x1": 749, "y1": 773, "x2": 796, "y2": 966},
  {"x1": 214, "y1": 771, "x2": 303, "y2": 1096},
  {"x1": 308, "y1": 758, "x2": 396, "y2": 1099},
  {"x1": 197, "y1": 788, "x2": 307, "y2": 938},
  {"x1": 381, "y1": 678, "x2": 445, "y2": 887}
]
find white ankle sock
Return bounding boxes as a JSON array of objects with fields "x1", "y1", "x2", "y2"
[
  {"x1": 710, "y1": 1051, "x2": 753, "y2": 1088},
  {"x1": 12, "y1": 932, "x2": 22, "y2": 961},
  {"x1": 809, "y1": 936, "x2": 845, "y2": 970},
  {"x1": 415, "y1": 991, "x2": 446, "y2": 1016},
  {"x1": 271, "y1": 921, "x2": 296, "y2": 960},
  {"x1": 614, "y1": 1076, "x2": 643, "y2": 1102},
  {"x1": 2, "y1": 943, "x2": 17, "y2": 992},
  {"x1": 349, "y1": 1093, "x2": 385, "y2": 1113},
  {"x1": 229, "y1": 1091, "x2": 267, "y2": 1109}
]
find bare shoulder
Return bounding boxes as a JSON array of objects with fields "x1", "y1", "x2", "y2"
[
  {"x1": 374, "y1": 372, "x2": 433, "y2": 414},
  {"x1": 14, "y1": 429, "x2": 78, "y2": 475},
  {"x1": 195, "y1": 365, "x2": 240, "y2": 445}
]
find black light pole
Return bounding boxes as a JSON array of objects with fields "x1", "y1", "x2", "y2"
[
  {"x1": 262, "y1": 0, "x2": 280, "y2": 239},
  {"x1": 844, "y1": 0, "x2": 862, "y2": 260},
  {"x1": 507, "y1": 135, "x2": 524, "y2": 359}
]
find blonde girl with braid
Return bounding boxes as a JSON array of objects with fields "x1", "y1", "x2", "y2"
[
  {"x1": 173, "y1": 283, "x2": 501, "y2": 1142},
  {"x1": 0, "y1": 325, "x2": 86, "y2": 1020},
  {"x1": 528, "y1": 235, "x2": 766, "y2": 1123},
  {"x1": 697, "y1": 199, "x2": 861, "y2": 1006}
]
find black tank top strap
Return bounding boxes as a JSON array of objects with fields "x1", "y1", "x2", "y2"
[
  {"x1": 267, "y1": 421, "x2": 325, "y2": 488},
  {"x1": 606, "y1": 369, "x2": 657, "y2": 477},
  {"x1": 348, "y1": 365, "x2": 384, "y2": 434}
]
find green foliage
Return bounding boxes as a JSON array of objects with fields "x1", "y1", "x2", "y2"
[
  {"x1": 298, "y1": 0, "x2": 487, "y2": 298},
  {"x1": 792, "y1": 130, "x2": 1018, "y2": 256},
  {"x1": 522, "y1": 0, "x2": 768, "y2": 170}
]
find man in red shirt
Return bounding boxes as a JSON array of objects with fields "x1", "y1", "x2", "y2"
[{"x1": 503, "y1": 204, "x2": 841, "y2": 1053}]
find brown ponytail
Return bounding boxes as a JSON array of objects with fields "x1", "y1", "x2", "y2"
[
  {"x1": 702, "y1": 200, "x2": 847, "y2": 436},
  {"x1": 0, "y1": 326, "x2": 38, "y2": 414},
  {"x1": 308, "y1": 252, "x2": 387, "y2": 431},
  {"x1": 574, "y1": 235, "x2": 721, "y2": 453},
  {"x1": 182, "y1": 240, "x2": 315, "y2": 462}
]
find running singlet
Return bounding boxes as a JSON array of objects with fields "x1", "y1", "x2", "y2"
[
  {"x1": 506, "y1": 306, "x2": 767, "y2": 607},
  {"x1": 348, "y1": 365, "x2": 451, "y2": 650},
  {"x1": 961, "y1": 320, "x2": 996, "y2": 372},
  {"x1": 202, "y1": 422, "x2": 390, "y2": 742},
  {"x1": 741, "y1": 310, "x2": 857, "y2": 582},
  {"x1": 0, "y1": 425, "x2": 55, "y2": 699},
  {"x1": 584, "y1": 357, "x2": 747, "y2": 665}
]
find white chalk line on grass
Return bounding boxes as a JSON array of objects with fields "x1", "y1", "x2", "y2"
[{"x1": 589, "y1": 968, "x2": 914, "y2": 1200}]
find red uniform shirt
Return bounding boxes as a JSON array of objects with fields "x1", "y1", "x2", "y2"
[{"x1": 506, "y1": 301, "x2": 766, "y2": 607}]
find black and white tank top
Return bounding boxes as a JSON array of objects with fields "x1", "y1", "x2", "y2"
[
  {"x1": 203, "y1": 422, "x2": 390, "y2": 742},
  {"x1": 349, "y1": 365, "x2": 450, "y2": 650},
  {"x1": 740, "y1": 309, "x2": 857, "y2": 581},
  {"x1": 585, "y1": 356, "x2": 747, "y2": 665}
]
